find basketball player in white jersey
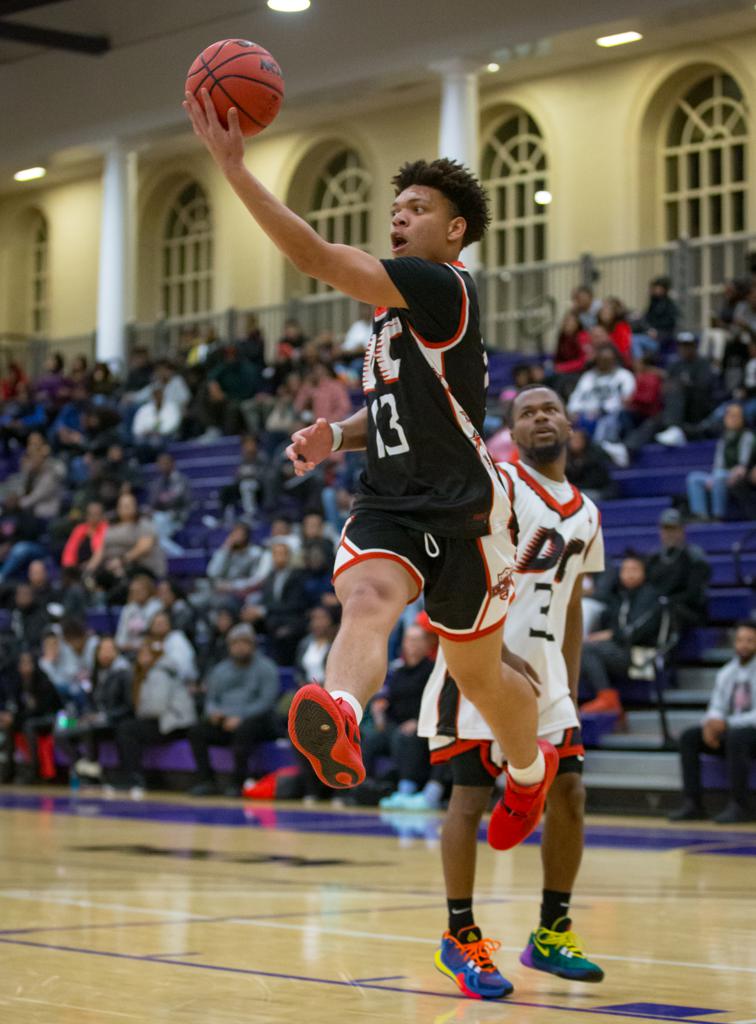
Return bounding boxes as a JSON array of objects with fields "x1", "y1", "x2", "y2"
[{"x1": 418, "y1": 385, "x2": 606, "y2": 999}]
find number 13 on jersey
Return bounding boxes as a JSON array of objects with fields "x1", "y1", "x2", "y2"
[{"x1": 370, "y1": 394, "x2": 410, "y2": 458}]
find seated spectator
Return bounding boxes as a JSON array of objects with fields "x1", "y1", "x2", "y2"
[
  {"x1": 147, "y1": 451, "x2": 191, "y2": 556},
  {"x1": 616, "y1": 356, "x2": 667, "y2": 462},
  {"x1": 120, "y1": 346, "x2": 154, "y2": 400},
  {"x1": 217, "y1": 434, "x2": 269, "y2": 524},
  {"x1": 686, "y1": 404, "x2": 754, "y2": 520},
  {"x1": 0, "y1": 360, "x2": 28, "y2": 402},
  {"x1": 199, "y1": 345, "x2": 262, "y2": 440},
  {"x1": 567, "y1": 345, "x2": 636, "y2": 443},
  {"x1": 115, "y1": 574, "x2": 163, "y2": 654},
  {"x1": 75, "y1": 443, "x2": 142, "y2": 514},
  {"x1": 236, "y1": 313, "x2": 267, "y2": 371},
  {"x1": 564, "y1": 429, "x2": 615, "y2": 503},
  {"x1": 147, "y1": 609, "x2": 198, "y2": 685},
  {"x1": 40, "y1": 618, "x2": 99, "y2": 712},
  {"x1": 361, "y1": 625, "x2": 436, "y2": 807},
  {"x1": 655, "y1": 333, "x2": 717, "y2": 446},
  {"x1": 553, "y1": 311, "x2": 592, "y2": 380},
  {"x1": 156, "y1": 579, "x2": 196, "y2": 639},
  {"x1": 204, "y1": 523, "x2": 272, "y2": 605},
  {"x1": 241, "y1": 540, "x2": 309, "y2": 665},
  {"x1": 570, "y1": 285, "x2": 601, "y2": 330},
  {"x1": 639, "y1": 507, "x2": 708, "y2": 626},
  {"x1": 7, "y1": 583, "x2": 48, "y2": 651},
  {"x1": 744, "y1": 338, "x2": 756, "y2": 427},
  {"x1": 579, "y1": 555, "x2": 662, "y2": 716},
  {"x1": 2, "y1": 650, "x2": 62, "y2": 782},
  {"x1": 294, "y1": 605, "x2": 338, "y2": 688},
  {"x1": 631, "y1": 276, "x2": 679, "y2": 358},
  {"x1": 188, "y1": 623, "x2": 279, "y2": 797},
  {"x1": 597, "y1": 297, "x2": 632, "y2": 365},
  {"x1": 732, "y1": 280, "x2": 756, "y2": 342},
  {"x1": 33, "y1": 352, "x2": 72, "y2": 409},
  {"x1": 86, "y1": 493, "x2": 166, "y2": 603},
  {"x1": 49, "y1": 381, "x2": 91, "y2": 454},
  {"x1": 338, "y1": 305, "x2": 372, "y2": 379},
  {"x1": 293, "y1": 360, "x2": 352, "y2": 428},
  {"x1": 55, "y1": 635, "x2": 133, "y2": 781},
  {"x1": 714, "y1": 277, "x2": 750, "y2": 331},
  {"x1": 89, "y1": 361, "x2": 118, "y2": 399},
  {"x1": 301, "y1": 511, "x2": 336, "y2": 564},
  {"x1": 244, "y1": 371, "x2": 302, "y2": 447},
  {"x1": 199, "y1": 604, "x2": 238, "y2": 678},
  {"x1": 0, "y1": 383, "x2": 46, "y2": 455},
  {"x1": 0, "y1": 432, "x2": 65, "y2": 582},
  {"x1": 114, "y1": 639, "x2": 196, "y2": 794},
  {"x1": 302, "y1": 543, "x2": 334, "y2": 607},
  {"x1": 132, "y1": 386, "x2": 182, "y2": 458},
  {"x1": 670, "y1": 622, "x2": 756, "y2": 825},
  {"x1": 61, "y1": 500, "x2": 108, "y2": 573},
  {"x1": 27, "y1": 559, "x2": 58, "y2": 610}
]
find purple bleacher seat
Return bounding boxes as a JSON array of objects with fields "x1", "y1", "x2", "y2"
[
  {"x1": 86, "y1": 609, "x2": 120, "y2": 634},
  {"x1": 633, "y1": 441, "x2": 716, "y2": 471},
  {"x1": 56, "y1": 737, "x2": 297, "y2": 777},
  {"x1": 603, "y1": 520, "x2": 755, "y2": 558},
  {"x1": 707, "y1": 588, "x2": 753, "y2": 622},
  {"x1": 598, "y1": 497, "x2": 670, "y2": 529},
  {"x1": 581, "y1": 712, "x2": 620, "y2": 748},
  {"x1": 614, "y1": 468, "x2": 688, "y2": 499},
  {"x1": 167, "y1": 552, "x2": 208, "y2": 576},
  {"x1": 0, "y1": 609, "x2": 11, "y2": 631}
]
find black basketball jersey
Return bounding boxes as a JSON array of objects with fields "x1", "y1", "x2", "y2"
[{"x1": 352, "y1": 256, "x2": 509, "y2": 538}]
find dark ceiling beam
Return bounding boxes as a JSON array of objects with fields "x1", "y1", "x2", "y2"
[
  {"x1": 0, "y1": 19, "x2": 109, "y2": 54},
  {"x1": 0, "y1": 0, "x2": 69, "y2": 16}
]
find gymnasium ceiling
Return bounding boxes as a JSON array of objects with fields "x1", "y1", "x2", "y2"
[{"x1": 0, "y1": 0, "x2": 753, "y2": 191}]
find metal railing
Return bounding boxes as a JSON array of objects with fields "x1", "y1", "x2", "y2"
[{"x1": 4, "y1": 233, "x2": 756, "y2": 370}]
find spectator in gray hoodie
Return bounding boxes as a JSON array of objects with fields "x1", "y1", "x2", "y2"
[
  {"x1": 203, "y1": 522, "x2": 271, "y2": 606},
  {"x1": 671, "y1": 622, "x2": 756, "y2": 824},
  {"x1": 188, "y1": 623, "x2": 279, "y2": 797}
]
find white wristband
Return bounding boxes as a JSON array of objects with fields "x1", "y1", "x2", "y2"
[{"x1": 330, "y1": 422, "x2": 344, "y2": 452}]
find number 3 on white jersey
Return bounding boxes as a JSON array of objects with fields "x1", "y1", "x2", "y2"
[{"x1": 371, "y1": 394, "x2": 410, "y2": 457}]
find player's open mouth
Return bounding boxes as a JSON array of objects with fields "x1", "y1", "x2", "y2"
[{"x1": 391, "y1": 234, "x2": 408, "y2": 254}]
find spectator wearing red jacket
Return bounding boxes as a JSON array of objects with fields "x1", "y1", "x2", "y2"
[
  {"x1": 61, "y1": 501, "x2": 108, "y2": 571},
  {"x1": 598, "y1": 297, "x2": 632, "y2": 365},
  {"x1": 554, "y1": 312, "x2": 593, "y2": 375}
]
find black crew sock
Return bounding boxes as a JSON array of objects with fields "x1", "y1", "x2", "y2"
[
  {"x1": 447, "y1": 897, "x2": 476, "y2": 935},
  {"x1": 540, "y1": 889, "x2": 571, "y2": 929}
]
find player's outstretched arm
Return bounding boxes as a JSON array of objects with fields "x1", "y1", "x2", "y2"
[
  {"x1": 183, "y1": 91, "x2": 405, "y2": 309},
  {"x1": 286, "y1": 407, "x2": 368, "y2": 477}
]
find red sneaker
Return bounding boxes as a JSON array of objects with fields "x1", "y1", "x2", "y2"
[
  {"x1": 579, "y1": 688, "x2": 623, "y2": 715},
  {"x1": 487, "y1": 740, "x2": 559, "y2": 851},
  {"x1": 288, "y1": 684, "x2": 365, "y2": 789}
]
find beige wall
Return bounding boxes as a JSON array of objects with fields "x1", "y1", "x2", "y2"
[{"x1": 3, "y1": 31, "x2": 756, "y2": 340}]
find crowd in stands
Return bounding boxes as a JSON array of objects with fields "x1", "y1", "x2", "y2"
[{"x1": 0, "y1": 274, "x2": 754, "y2": 817}]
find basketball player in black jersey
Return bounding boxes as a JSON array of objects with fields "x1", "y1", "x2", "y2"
[{"x1": 185, "y1": 90, "x2": 558, "y2": 850}]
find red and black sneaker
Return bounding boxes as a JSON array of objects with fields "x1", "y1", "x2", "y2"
[
  {"x1": 487, "y1": 739, "x2": 559, "y2": 851},
  {"x1": 288, "y1": 684, "x2": 366, "y2": 789}
]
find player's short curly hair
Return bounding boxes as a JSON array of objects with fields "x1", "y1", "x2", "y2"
[{"x1": 392, "y1": 158, "x2": 491, "y2": 247}]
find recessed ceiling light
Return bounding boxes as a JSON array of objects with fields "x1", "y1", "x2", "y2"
[
  {"x1": 486, "y1": 62, "x2": 500, "y2": 73},
  {"x1": 267, "y1": 0, "x2": 310, "y2": 11},
  {"x1": 596, "y1": 31, "x2": 642, "y2": 48},
  {"x1": 534, "y1": 190, "x2": 552, "y2": 205},
  {"x1": 14, "y1": 166, "x2": 46, "y2": 182}
]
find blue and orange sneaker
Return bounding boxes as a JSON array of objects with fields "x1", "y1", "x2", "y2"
[
  {"x1": 434, "y1": 928, "x2": 513, "y2": 1000},
  {"x1": 520, "y1": 916, "x2": 604, "y2": 982},
  {"x1": 288, "y1": 685, "x2": 365, "y2": 789}
]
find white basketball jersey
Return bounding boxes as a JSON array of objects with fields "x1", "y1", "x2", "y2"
[{"x1": 418, "y1": 460, "x2": 605, "y2": 750}]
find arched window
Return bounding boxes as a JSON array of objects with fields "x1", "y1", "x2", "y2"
[
  {"x1": 161, "y1": 182, "x2": 213, "y2": 317},
  {"x1": 306, "y1": 149, "x2": 371, "y2": 294},
  {"x1": 662, "y1": 72, "x2": 748, "y2": 240},
  {"x1": 481, "y1": 110, "x2": 548, "y2": 268},
  {"x1": 30, "y1": 212, "x2": 49, "y2": 335}
]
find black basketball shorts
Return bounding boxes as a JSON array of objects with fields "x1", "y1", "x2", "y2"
[
  {"x1": 431, "y1": 727, "x2": 585, "y2": 788},
  {"x1": 333, "y1": 511, "x2": 515, "y2": 640}
]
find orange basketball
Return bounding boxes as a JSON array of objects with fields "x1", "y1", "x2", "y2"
[{"x1": 185, "y1": 39, "x2": 284, "y2": 137}]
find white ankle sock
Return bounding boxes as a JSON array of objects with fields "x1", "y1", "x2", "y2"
[
  {"x1": 508, "y1": 748, "x2": 545, "y2": 787},
  {"x1": 330, "y1": 690, "x2": 363, "y2": 724}
]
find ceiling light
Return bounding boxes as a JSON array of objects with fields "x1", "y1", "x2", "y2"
[
  {"x1": 534, "y1": 190, "x2": 552, "y2": 205},
  {"x1": 267, "y1": 0, "x2": 310, "y2": 11},
  {"x1": 596, "y1": 31, "x2": 642, "y2": 48},
  {"x1": 486, "y1": 62, "x2": 500, "y2": 73},
  {"x1": 14, "y1": 166, "x2": 46, "y2": 182}
]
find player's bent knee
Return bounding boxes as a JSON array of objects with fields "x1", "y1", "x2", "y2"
[
  {"x1": 551, "y1": 773, "x2": 586, "y2": 821},
  {"x1": 340, "y1": 580, "x2": 403, "y2": 624}
]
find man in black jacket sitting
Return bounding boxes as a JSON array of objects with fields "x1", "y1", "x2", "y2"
[
  {"x1": 579, "y1": 555, "x2": 662, "y2": 716},
  {"x1": 645, "y1": 509, "x2": 711, "y2": 630}
]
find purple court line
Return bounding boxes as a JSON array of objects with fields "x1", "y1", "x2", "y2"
[
  {"x1": 352, "y1": 975, "x2": 406, "y2": 983},
  {"x1": 0, "y1": 935, "x2": 726, "y2": 1023},
  {"x1": 144, "y1": 951, "x2": 200, "y2": 960}
]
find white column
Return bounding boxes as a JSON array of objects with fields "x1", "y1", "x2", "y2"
[
  {"x1": 96, "y1": 142, "x2": 132, "y2": 367},
  {"x1": 433, "y1": 59, "x2": 481, "y2": 269}
]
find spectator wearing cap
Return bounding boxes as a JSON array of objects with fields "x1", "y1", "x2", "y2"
[
  {"x1": 686, "y1": 404, "x2": 755, "y2": 520},
  {"x1": 655, "y1": 332, "x2": 717, "y2": 446},
  {"x1": 241, "y1": 540, "x2": 310, "y2": 665},
  {"x1": 645, "y1": 509, "x2": 711, "y2": 630},
  {"x1": 187, "y1": 623, "x2": 279, "y2": 797},
  {"x1": 670, "y1": 621, "x2": 756, "y2": 825}
]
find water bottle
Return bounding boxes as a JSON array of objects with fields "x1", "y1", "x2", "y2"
[{"x1": 69, "y1": 767, "x2": 80, "y2": 794}]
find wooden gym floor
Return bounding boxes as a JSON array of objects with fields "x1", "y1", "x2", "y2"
[{"x1": 0, "y1": 788, "x2": 754, "y2": 1024}]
